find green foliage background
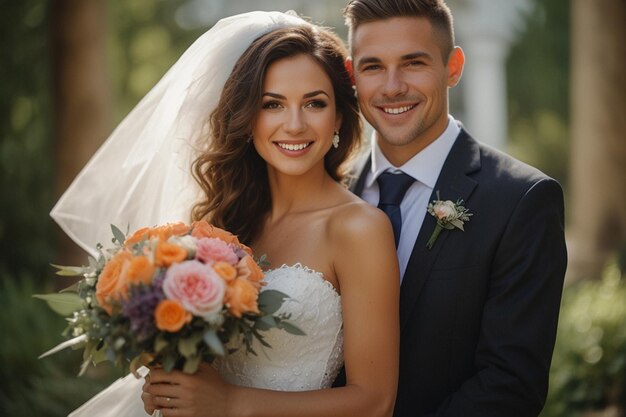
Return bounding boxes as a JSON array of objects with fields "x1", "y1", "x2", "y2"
[{"x1": 4, "y1": 1, "x2": 622, "y2": 416}]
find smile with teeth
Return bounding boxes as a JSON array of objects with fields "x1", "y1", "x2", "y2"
[
  {"x1": 276, "y1": 142, "x2": 312, "y2": 151},
  {"x1": 382, "y1": 105, "x2": 415, "y2": 115}
]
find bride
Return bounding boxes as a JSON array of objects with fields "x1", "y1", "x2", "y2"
[{"x1": 53, "y1": 11, "x2": 399, "y2": 417}]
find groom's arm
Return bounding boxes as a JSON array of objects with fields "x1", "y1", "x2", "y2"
[{"x1": 428, "y1": 178, "x2": 567, "y2": 417}]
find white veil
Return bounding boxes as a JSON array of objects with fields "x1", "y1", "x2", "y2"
[{"x1": 51, "y1": 11, "x2": 308, "y2": 257}]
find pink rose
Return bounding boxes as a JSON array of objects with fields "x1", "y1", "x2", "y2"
[
  {"x1": 195, "y1": 237, "x2": 239, "y2": 266},
  {"x1": 163, "y1": 260, "x2": 225, "y2": 320},
  {"x1": 433, "y1": 201, "x2": 457, "y2": 221}
]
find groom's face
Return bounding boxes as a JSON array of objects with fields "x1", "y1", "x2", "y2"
[{"x1": 351, "y1": 16, "x2": 461, "y2": 165}]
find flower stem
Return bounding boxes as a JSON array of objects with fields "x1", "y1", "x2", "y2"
[{"x1": 426, "y1": 224, "x2": 444, "y2": 250}]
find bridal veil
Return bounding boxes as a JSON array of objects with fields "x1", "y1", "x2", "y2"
[{"x1": 51, "y1": 11, "x2": 307, "y2": 257}]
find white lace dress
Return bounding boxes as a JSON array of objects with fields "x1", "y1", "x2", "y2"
[
  {"x1": 215, "y1": 264, "x2": 344, "y2": 391},
  {"x1": 67, "y1": 264, "x2": 343, "y2": 416}
]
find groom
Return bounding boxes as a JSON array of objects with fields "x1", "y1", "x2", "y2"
[{"x1": 337, "y1": 1, "x2": 568, "y2": 416}]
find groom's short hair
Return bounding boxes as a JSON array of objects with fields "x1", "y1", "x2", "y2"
[{"x1": 343, "y1": 0, "x2": 455, "y2": 62}]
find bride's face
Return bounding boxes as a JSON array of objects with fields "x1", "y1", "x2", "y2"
[{"x1": 252, "y1": 54, "x2": 342, "y2": 178}]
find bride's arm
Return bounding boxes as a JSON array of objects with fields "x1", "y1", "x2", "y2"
[{"x1": 145, "y1": 205, "x2": 400, "y2": 417}]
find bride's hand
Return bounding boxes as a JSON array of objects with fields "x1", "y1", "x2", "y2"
[{"x1": 143, "y1": 363, "x2": 231, "y2": 417}]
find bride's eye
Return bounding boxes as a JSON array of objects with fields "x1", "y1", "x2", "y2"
[
  {"x1": 304, "y1": 100, "x2": 327, "y2": 109},
  {"x1": 262, "y1": 100, "x2": 282, "y2": 110}
]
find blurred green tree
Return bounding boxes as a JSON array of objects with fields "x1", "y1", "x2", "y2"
[{"x1": 506, "y1": 0, "x2": 570, "y2": 190}]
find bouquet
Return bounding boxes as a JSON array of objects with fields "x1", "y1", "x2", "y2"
[{"x1": 36, "y1": 220, "x2": 303, "y2": 375}]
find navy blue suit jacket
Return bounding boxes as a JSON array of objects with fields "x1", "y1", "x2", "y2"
[{"x1": 338, "y1": 128, "x2": 567, "y2": 417}]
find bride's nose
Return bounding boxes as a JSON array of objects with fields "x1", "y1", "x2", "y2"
[{"x1": 282, "y1": 107, "x2": 307, "y2": 135}]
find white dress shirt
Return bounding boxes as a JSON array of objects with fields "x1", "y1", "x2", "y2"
[{"x1": 361, "y1": 115, "x2": 460, "y2": 281}]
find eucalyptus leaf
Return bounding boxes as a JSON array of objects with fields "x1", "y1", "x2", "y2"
[
  {"x1": 88, "y1": 255, "x2": 100, "y2": 270},
  {"x1": 254, "y1": 315, "x2": 277, "y2": 331},
  {"x1": 203, "y1": 329, "x2": 225, "y2": 356},
  {"x1": 278, "y1": 320, "x2": 306, "y2": 336},
  {"x1": 33, "y1": 293, "x2": 83, "y2": 315},
  {"x1": 111, "y1": 224, "x2": 126, "y2": 246},
  {"x1": 50, "y1": 264, "x2": 86, "y2": 277},
  {"x1": 183, "y1": 355, "x2": 201, "y2": 374},
  {"x1": 258, "y1": 290, "x2": 289, "y2": 314}
]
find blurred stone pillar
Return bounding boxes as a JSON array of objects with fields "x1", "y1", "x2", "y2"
[
  {"x1": 453, "y1": 0, "x2": 532, "y2": 150},
  {"x1": 51, "y1": 0, "x2": 111, "y2": 265},
  {"x1": 567, "y1": 0, "x2": 626, "y2": 282}
]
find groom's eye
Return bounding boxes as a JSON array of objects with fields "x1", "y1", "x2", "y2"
[{"x1": 361, "y1": 64, "x2": 381, "y2": 72}]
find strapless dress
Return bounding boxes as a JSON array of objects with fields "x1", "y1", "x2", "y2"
[{"x1": 67, "y1": 264, "x2": 343, "y2": 416}]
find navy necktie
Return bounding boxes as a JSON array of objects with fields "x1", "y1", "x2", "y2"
[{"x1": 377, "y1": 171, "x2": 415, "y2": 248}]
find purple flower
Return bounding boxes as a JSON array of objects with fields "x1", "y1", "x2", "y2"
[{"x1": 121, "y1": 272, "x2": 166, "y2": 341}]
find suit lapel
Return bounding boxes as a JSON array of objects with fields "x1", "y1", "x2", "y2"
[{"x1": 399, "y1": 130, "x2": 481, "y2": 331}]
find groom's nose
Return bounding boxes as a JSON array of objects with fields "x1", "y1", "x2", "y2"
[{"x1": 382, "y1": 68, "x2": 408, "y2": 97}]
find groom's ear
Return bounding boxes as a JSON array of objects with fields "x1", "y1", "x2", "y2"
[
  {"x1": 446, "y1": 47, "x2": 465, "y2": 88},
  {"x1": 345, "y1": 57, "x2": 355, "y2": 86}
]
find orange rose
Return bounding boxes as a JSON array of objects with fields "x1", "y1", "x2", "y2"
[
  {"x1": 95, "y1": 251, "x2": 132, "y2": 314},
  {"x1": 213, "y1": 261, "x2": 237, "y2": 282},
  {"x1": 240, "y1": 243, "x2": 254, "y2": 256},
  {"x1": 155, "y1": 241, "x2": 188, "y2": 267},
  {"x1": 236, "y1": 255, "x2": 264, "y2": 284},
  {"x1": 153, "y1": 222, "x2": 191, "y2": 241},
  {"x1": 124, "y1": 227, "x2": 152, "y2": 246},
  {"x1": 225, "y1": 278, "x2": 260, "y2": 318},
  {"x1": 154, "y1": 299, "x2": 192, "y2": 332},
  {"x1": 123, "y1": 256, "x2": 155, "y2": 287},
  {"x1": 191, "y1": 220, "x2": 241, "y2": 246}
]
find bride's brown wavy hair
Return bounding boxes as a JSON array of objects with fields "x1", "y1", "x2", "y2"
[{"x1": 192, "y1": 23, "x2": 362, "y2": 245}]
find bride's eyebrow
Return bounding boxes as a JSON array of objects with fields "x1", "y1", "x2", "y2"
[
  {"x1": 262, "y1": 90, "x2": 330, "y2": 99},
  {"x1": 303, "y1": 90, "x2": 330, "y2": 99}
]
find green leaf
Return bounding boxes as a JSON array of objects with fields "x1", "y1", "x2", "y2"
[
  {"x1": 111, "y1": 224, "x2": 126, "y2": 246},
  {"x1": 59, "y1": 282, "x2": 79, "y2": 294},
  {"x1": 154, "y1": 335, "x2": 168, "y2": 353},
  {"x1": 162, "y1": 354, "x2": 177, "y2": 372},
  {"x1": 38, "y1": 334, "x2": 87, "y2": 359},
  {"x1": 182, "y1": 355, "x2": 201, "y2": 374},
  {"x1": 254, "y1": 315, "x2": 277, "y2": 331},
  {"x1": 258, "y1": 290, "x2": 289, "y2": 315},
  {"x1": 91, "y1": 345, "x2": 108, "y2": 364},
  {"x1": 51, "y1": 264, "x2": 86, "y2": 276},
  {"x1": 203, "y1": 329, "x2": 225, "y2": 356},
  {"x1": 178, "y1": 334, "x2": 201, "y2": 359},
  {"x1": 449, "y1": 219, "x2": 464, "y2": 230},
  {"x1": 33, "y1": 293, "x2": 83, "y2": 315},
  {"x1": 88, "y1": 255, "x2": 99, "y2": 270},
  {"x1": 278, "y1": 320, "x2": 306, "y2": 336}
]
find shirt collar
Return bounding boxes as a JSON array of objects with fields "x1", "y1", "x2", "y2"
[{"x1": 367, "y1": 115, "x2": 460, "y2": 189}]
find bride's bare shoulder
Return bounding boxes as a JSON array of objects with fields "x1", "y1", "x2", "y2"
[{"x1": 327, "y1": 198, "x2": 393, "y2": 244}]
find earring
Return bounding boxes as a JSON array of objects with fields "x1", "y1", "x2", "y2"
[
  {"x1": 332, "y1": 130, "x2": 340, "y2": 149},
  {"x1": 247, "y1": 135, "x2": 253, "y2": 143}
]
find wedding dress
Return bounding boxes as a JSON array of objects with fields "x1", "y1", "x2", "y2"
[{"x1": 68, "y1": 264, "x2": 343, "y2": 416}]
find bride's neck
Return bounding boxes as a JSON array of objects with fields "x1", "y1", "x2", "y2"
[{"x1": 267, "y1": 168, "x2": 333, "y2": 217}]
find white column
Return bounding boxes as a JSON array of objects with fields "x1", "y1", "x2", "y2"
[{"x1": 452, "y1": 0, "x2": 533, "y2": 149}]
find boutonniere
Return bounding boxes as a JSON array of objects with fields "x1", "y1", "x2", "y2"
[{"x1": 426, "y1": 192, "x2": 473, "y2": 250}]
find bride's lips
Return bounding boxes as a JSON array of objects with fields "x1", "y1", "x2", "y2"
[{"x1": 273, "y1": 141, "x2": 314, "y2": 156}]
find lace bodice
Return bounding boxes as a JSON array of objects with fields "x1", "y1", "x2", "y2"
[{"x1": 214, "y1": 264, "x2": 343, "y2": 391}]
